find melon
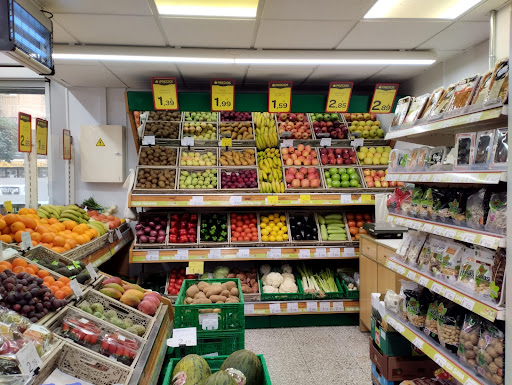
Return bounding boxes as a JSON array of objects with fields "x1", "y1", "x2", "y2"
[
  {"x1": 220, "y1": 350, "x2": 263, "y2": 385},
  {"x1": 203, "y1": 371, "x2": 237, "y2": 385},
  {"x1": 171, "y1": 354, "x2": 211, "y2": 384}
]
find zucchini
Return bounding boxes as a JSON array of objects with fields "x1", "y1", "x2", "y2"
[
  {"x1": 328, "y1": 234, "x2": 347, "y2": 241},
  {"x1": 318, "y1": 215, "x2": 326, "y2": 225},
  {"x1": 320, "y1": 224, "x2": 328, "y2": 240},
  {"x1": 325, "y1": 214, "x2": 343, "y2": 220}
]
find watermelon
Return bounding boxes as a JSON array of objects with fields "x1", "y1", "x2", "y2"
[
  {"x1": 171, "y1": 354, "x2": 211, "y2": 384},
  {"x1": 203, "y1": 370, "x2": 237, "y2": 385},
  {"x1": 220, "y1": 350, "x2": 263, "y2": 385}
]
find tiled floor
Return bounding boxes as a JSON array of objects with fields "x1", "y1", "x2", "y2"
[{"x1": 245, "y1": 326, "x2": 372, "y2": 385}]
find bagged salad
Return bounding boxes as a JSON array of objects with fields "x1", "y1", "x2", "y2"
[{"x1": 485, "y1": 192, "x2": 506, "y2": 235}]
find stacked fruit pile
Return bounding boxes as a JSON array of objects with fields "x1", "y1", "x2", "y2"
[
  {"x1": 310, "y1": 113, "x2": 349, "y2": 139},
  {"x1": 260, "y1": 213, "x2": 289, "y2": 242},
  {"x1": 282, "y1": 144, "x2": 319, "y2": 166},
  {"x1": 357, "y1": 146, "x2": 392, "y2": 166},
  {"x1": 324, "y1": 168, "x2": 362, "y2": 189},
  {"x1": 346, "y1": 113, "x2": 385, "y2": 139},
  {"x1": 254, "y1": 112, "x2": 278, "y2": 149},
  {"x1": 277, "y1": 113, "x2": 312, "y2": 139},
  {"x1": 257, "y1": 148, "x2": 284, "y2": 193}
]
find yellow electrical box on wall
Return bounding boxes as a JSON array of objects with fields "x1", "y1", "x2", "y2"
[{"x1": 80, "y1": 125, "x2": 126, "y2": 182}]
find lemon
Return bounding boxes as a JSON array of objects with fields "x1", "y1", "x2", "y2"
[
  {"x1": 268, "y1": 214, "x2": 275, "y2": 221},
  {"x1": 268, "y1": 222, "x2": 275, "y2": 229},
  {"x1": 270, "y1": 230, "x2": 278, "y2": 237},
  {"x1": 283, "y1": 234, "x2": 289, "y2": 241},
  {"x1": 274, "y1": 213, "x2": 280, "y2": 218},
  {"x1": 261, "y1": 216, "x2": 269, "y2": 224},
  {"x1": 261, "y1": 228, "x2": 269, "y2": 236},
  {"x1": 261, "y1": 235, "x2": 269, "y2": 242},
  {"x1": 269, "y1": 235, "x2": 276, "y2": 242},
  {"x1": 280, "y1": 215, "x2": 286, "y2": 222},
  {"x1": 277, "y1": 222, "x2": 283, "y2": 228},
  {"x1": 277, "y1": 230, "x2": 284, "y2": 236},
  {"x1": 260, "y1": 222, "x2": 267, "y2": 229},
  {"x1": 276, "y1": 235, "x2": 283, "y2": 242},
  {"x1": 281, "y1": 226, "x2": 288, "y2": 232},
  {"x1": 273, "y1": 218, "x2": 280, "y2": 224}
]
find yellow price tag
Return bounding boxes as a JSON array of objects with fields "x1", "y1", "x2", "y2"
[
  {"x1": 267, "y1": 196, "x2": 279, "y2": 205},
  {"x1": 63, "y1": 129, "x2": 71, "y2": 160},
  {"x1": 325, "y1": 82, "x2": 353, "y2": 113},
  {"x1": 221, "y1": 138, "x2": 232, "y2": 147},
  {"x1": 361, "y1": 194, "x2": 372, "y2": 203},
  {"x1": 211, "y1": 79, "x2": 235, "y2": 111},
  {"x1": 18, "y1": 112, "x2": 32, "y2": 153},
  {"x1": 152, "y1": 77, "x2": 179, "y2": 110},
  {"x1": 36, "y1": 118, "x2": 48, "y2": 155},
  {"x1": 299, "y1": 195, "x2": 311, "y2": 204},
  {"x1": 268, "y1": 81, "x2": 292, "y2": 113},
  {"x1": 4, "y1": 201, "x2": 13, "y2": 213},
  {"x1": 370, "y1": 83, "x2": 399, "y2": 114},
  {"x1": 188, "y1": 261, "x2": 204, "y2": 275}
]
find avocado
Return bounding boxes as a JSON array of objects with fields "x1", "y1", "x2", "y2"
[
  {"x1": 56, "y1": 267, "x2": 72, "y2": 277},
  {"x1": 76, "y1": 272, "x2": 89, "y2": 284}
]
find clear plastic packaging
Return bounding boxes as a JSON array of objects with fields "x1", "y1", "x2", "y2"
[
  {"x1": 458, "y1": 247, "x2": 477, "y2": 292},
  {"x1": 466, "y1": 188, "x2": 486, "y2": 230},
  {"x1": 490, "y1": 248, "x2": 506, "y2": 302},
  {"x1": 406, "y1": 148, "x2": 420, "y2": 171},
  {"x1": 410, "y1": 186, "x2": 424, "y2": 218},
  {"x1": 472, "y1": 130, "x2": 495, "y2": 169},
  {"x1": 485, "y1": 58, "x2": 509, "y2": 106},
  {"x1": 390, "y1": 96, "x2": 412, "y2": 129},
  {"x1": 471, "y1": 71, "x2": 492, "y2": 107},
  {"x1": 437, "y1": 300, "x2": 464, "y2": 354},
  {"x1": 473, "y1": 246, "x2": 495, "y2": 299},
  {"x1": 389, "y1": 149, "x2": 404, "y2": 171},
  {"x1": 99, "y1": 332, "x2": 138, "y2": 366},
  {"x1": 415, "y1": 147, "x2": 430, "y2": 171},
  {"x1": 384, "y1": 290, "x2": 400, "y2": 313},
  {"x1": 485, "y1": 192, "x2": 507, "y2": 234},
  {"x1": 402, "y1": 94, "x2": 430, "y2": 126},
  {"x1": 405, "y1": 288, "x2": 431, "y2": 328},
  {"x1": 427, "y1": 146, "x2": 449, "y2": 171},
  {"x1": 439, "y1": 241, "x2": 464, "y2": 282},
  {"x1": 405, "y1": 232, "x2": 427, "y2": 266},
  {"x1": 447, "y1": 74, "x2": 481, "y2": 113},
  {"x1": 421, "y1": 87, "x2": 445, "y2": 119},
  {"x1": 457, "y1": 313, "x2": 481, "y2": 369},
  {"x1": 454, "y1": 133, "x2": 476, "y2": 170},
  {"x1": 60, "y1": 316, "x2": 101, "y2": 347},
  {"x1": 429, "y1": 85, "x2": 456, "y2": 119},
  {"x1": 424, "y1": 296, "x2": 439, "y2": 339},
  {"x1": 417, "y1": 236, "x2": 433, "y2": 271},
  {"x1": 490, "y1": 127, "x2": 508, "y2": 170},
  {"x1": 476, "y1": 320, "x2": 505, "y2": 384},
  {"x1": 398, "y1": 280, "x2": 420, "y2": 321}
]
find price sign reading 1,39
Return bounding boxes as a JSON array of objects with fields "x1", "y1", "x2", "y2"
[
  {"x1": 325, "y1": 81, "x2": 353, "y2": 113},
  {"x1": 268, "y1": 81, "x2": 292, "y2": 113},
  {"x1": 36, "y1": 118, "x2": 48, "y2": 155},
  {"x1": 369, "y1": 83, "x2": 399, "y2": 114},
  {"x1": 211, "y1": 79, "x2": 235, "y2": 111},
  {"x1": 152, "y1": 77, "x2": 179, "y2": 110},
  {"x1": 18, "y1": 112, "x2": 32, "y2": 153}
]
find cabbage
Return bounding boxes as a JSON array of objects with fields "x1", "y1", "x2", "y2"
[{"x1": 213, "y1": 266, "x2": 229, "y2": 279}]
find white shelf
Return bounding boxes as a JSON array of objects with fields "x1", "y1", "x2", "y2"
[
  {"x1": 386, "y1": 171, "x2": 506, "y2": 184},
  {"x1": 244, "y1": 300, "x2": 360, "y2": 316}
]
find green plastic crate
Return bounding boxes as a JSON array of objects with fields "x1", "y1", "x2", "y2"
[
  {"x1": 175, "y1": 278, "x2": 245, "y2": 331},
  {"x1": 299, "y1": 273, "x2": 345, "y2": 300},
  {"x1": 167, "y1": 329, "x2": 245, "y2": 358},
  {"x1": 339, "y1": 277, "x2": 359, "y2": 299},
  {"x1": 163, "y1": 353, "x2": 272, "y2": 385},
  {"x1": 259, "y1": 272, "x2": 303, "y2": 301}
]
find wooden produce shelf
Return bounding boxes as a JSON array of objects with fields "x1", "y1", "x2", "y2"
[
  {"x1": 386, "y1": 171, "x2": 506, "y2": 184},
  {"x1": 81, "y1": 227, "x2": 134, "y2": 267},
  {"x1": 245, "y1": 300, "x2": 360, "y2": 316}
]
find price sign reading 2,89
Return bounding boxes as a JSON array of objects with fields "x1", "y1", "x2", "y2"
[
  {"x1": 325, "y1": 81, "x2": 353, "y2": 113},
  {"x1": 369, "y1": 83, "x2": 399, "y2": 114},
  {"x1": 152, "y1": 77, "x2": 179, "y2": 111},
  {"x1": 211, "y1": 79, "x2": 235, "y2": 111},
  {"x1": 18, "y1": 112, "x2": 32, "y2": 153},
  {"x1": 268, "y1": 81, "x2": 292, "y2": 113}
]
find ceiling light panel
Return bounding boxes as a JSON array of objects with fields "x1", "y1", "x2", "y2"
[
  {"x1": 155, "y1": 0, "x2": 258, "y2": 17},
  {"x1": 365, "y1": 0, "x2": 484, "y2": 19}
]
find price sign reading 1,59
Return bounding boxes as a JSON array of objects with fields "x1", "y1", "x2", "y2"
[
  {"x1": 152, "y1": 77, "x2": 179, "y2": 111},
  {"x1": 211, "y1": 79, "x2": 235, "y2": 111},
  {"x1": 369, "y1": 83, "x2": 399, "y2": 114},
  {"x1": 268, "y1": 81, "x2": 292, "y2": 113}
]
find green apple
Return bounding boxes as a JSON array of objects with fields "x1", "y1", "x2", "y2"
[
  {"x1": 375, "y1": 121, "x2": 381, "y2": 127},
  {"x1": 329, "y1": 167, "x2": 338, "y2": 175},
  {"x1": 377, "y1": 129, "x2": 385, "y2": 137},
  {"x1": 350, "y1": 173, "x2": 359, "y2": 180},
  {"x1": 385, "y1": 146, "x2": 392, "y2": 152},
  {"x1": 347, "y1": 167, "x2": 355, "y2": 174},
  {"x1": 360, "y1": 147, "x2": 369, "y2": 153},
  {"x1": 362, "y1": 131, "x2": 370, "y2": 138},
  {"x1": 358, "y1": 152, "x2": 366, "y2": 160},
  {"x1": 339, "y1": 168, "x2": 347, "y2": 174},
  {"x1": 324, "y1": 171, "x2": 331, "y2": 178},
  {"x1": 341, "y1": 174, "x2": 350, "y2": 181},
  {"x1": 332, "y1": 173, "x2": 341, "y2": 181},
  {"x1": 369, "y1": 129, "x2": 377, "y2": 137},
  {"x1": 332, "y1": 180, "x2": 341, "y2": 188},
  {"x1": 376, "y1": 147, "x2": 384, "y2": 153},
  {"x1": 341, "y1": 180, "x2": 350, "y2": 188},
  {"x1": 364, "y1": 158, "x2": 373, "y2": 165},
  {"x1": 350, "y1": 179, "x2": 359, "y2": 187},
  {"x1": 368, "y1": 147, "x2": 376, "y2": 154}
]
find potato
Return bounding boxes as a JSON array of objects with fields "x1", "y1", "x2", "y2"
[
  {"x1": 223, "y1": 281, "x2": 237, "y2": 290},
  {"x1": 197, "y1": 282, "x2": 209, "y2": 292},
  {"x1": 186, "y1": 285, "x2": 199, "y2": 298},
  {"x1": 192, "y1": 298, "x2": 212, "y2": 304},
  {"x1": 194, "y1": 292, "x2": 206, "y2": 299},
  {"x1": 226, "y1": 298, "x2": 239, "y2": 303},
  {"x1": 209, "y1": 295, "x2": 227, "y2": 303},
  {"x1": 241, "y1": 285, "x2": 252, "y2": 293},
  {"x1": 216, "y1": 300, "x2": 225, "y2": 303},
  {"x1": 229, "y1": 287, "x2": 239, "y2": 296},
  {"x1": 221, "y1": 290, "x2": 230, "y2": 298},
  {"x1": 185, "y1": 297, "x2": 193, "y2": 304},
  {"x1": 205, "y1": 286, "x2": 223, "y2": 298}
]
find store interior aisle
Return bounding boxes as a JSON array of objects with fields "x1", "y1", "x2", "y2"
[{"x1": 246, "y1": 326, "x2": 371, "y2": 385}]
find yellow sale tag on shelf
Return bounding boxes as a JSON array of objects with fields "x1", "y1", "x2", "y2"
[
  {"x1": 18, "y1": 112, "x2": 32, "y2": 153},
  {"x1": 62, "y1": 129, "x2": 71, "y2": 160},
  {"x1": 325, "y1": 82, "x2": 353, "y2": 113},
  {"x1": 4, "y1": 201, "x2": 13, "y2": 213},
  {"x1": 361, "y1": 194, "x2": 372, "y2": 203},
  {"x1": 36, "y1": 118, "x2": 48, "y2": 155},
  {"x1": 188, "y1": 261, "x2": 204, "y2": 275},
  {"x1": 369, "y1": 83, "x2": 399, "y2": 114},
  {"x1": 299, "y1": 195, "x2": 311, "y2": 204},
  {"x1": 266, "y1": 196, "x2": 279, "y2": 205},
  {"x1": 268, "y1": 81, "x2": 292, "y2": 113},
  {"x1": 152, "y1": 77, "x2": 179, "y2": 110},
  {"x1": 220, "y1": 138, "x2": 232, "y2": 147},
  {"x1": 211, "y1": 79, "x2": 235, "y2": 111}
]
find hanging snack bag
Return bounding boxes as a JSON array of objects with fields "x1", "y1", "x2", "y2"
[
  {"x1": 473, "y1": 246, "x2": 495, "y2": 299},
  {"x1": 421, "y1": 87, "x2": 445, "y2": 119},
  {"x1": 396, "y1": 231, "x2": 414, "y2": 262},
  {"x1": 490, "y1": 127, "x2": 508, "y2": 170},
  {"x1": 398, "y1": 280, "x2": 420, "y2": 321},
  {"x1": 471, "y1": 71, "x2": 492, "y2": 107},
  {"x1": 417, "y1": 237, "x2": 434, "y2": 271},
  {"x1": 406, "y1": 288, "x2": 431, "y2": 328},
  {"x1": 457, "y1": 313, "x2": 481, "y2": 369},
  {"x1": 466, "y1": 188, "x2": 486, "y2": 230},
  {"x1": 439, "y1": 240, "x2": 464, "y2": 282},
  {"x1": 403, "y1": 94, "x2": 430, "y2": 126},
  {"x1": 485, "y1": 192, "x2": 507, "y2": 235},
  {"x1": 432, "y1": 188, "x2": 451, "y2": 222},
  {"x1": 410, "y1": 186, "x2": 424, "y2": 217},
  {"x1": 417, "y1": 188, "x2": 433, "y2": 219},
  {"x1": 458, "y1": 247, "x2": 477, "y2": 292},
  {"x1": 424, "y1": 296, "x2": 439, "y2": 341},
  {"x1": 427, "y1": 188, "x2": 441, "y2": 219},
  {"x1": 454, "y1": 133, "x2": 476, "y2": 170},
  {"x1": 473, "y1": 130, "x2": 495, "y2": 169},
  {"x1": 490, "y1": 248, "x2": 506, "y2": 303},
  {"x1": 429, "y1": 85, "x2": 456, "y2": 119},
  {"x1": 405, "y1": 232, "x2": 427, "y2": 266},
  {"x1": 428, "y1": 236, "x2": 450, "y2": 276},
  {"x1": 437, "y1": 301, "x2": 465, "y2": 354},
  {"x1": 449, "y1": 189, "x2": 470, "y2": 225},
  {"x1": 485, "y1": 58, "x2": 509, "y2": 106},
  {"x1": 476, "y1": 320, "x2": 505, "y2": 384},
  {"x1": 427, "y1": 146, "x2": 449, "y2": 171},
  {"x1": 447, "y1": 75, "x2": 481, "y2": 113},
  {"x1": 391, "y1": 96, "x2": 412, "y2": 129}
]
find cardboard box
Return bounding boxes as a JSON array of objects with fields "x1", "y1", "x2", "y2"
[
  {"x1": 371, "y1": 317, "x2": 415, "y2": 356},
  {"x1": 369, "y1": 340, "x2": 439, "y2": 381},
  {"x1": 372, "y1": 363, "x2": 398, "y2": 385}
]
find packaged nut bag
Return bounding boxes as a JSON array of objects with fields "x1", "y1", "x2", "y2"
[
  {"x1": 476, "y1": 320, "x2": 505, "y2": 384},
  {"x1": 437, "y1": 300, "x2": 465, "y2": 354},
  {"x1": 457, "y1": 313, "x2": 481, "y2": 369}
]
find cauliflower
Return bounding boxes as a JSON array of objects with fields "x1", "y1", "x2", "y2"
[
  {"x1": 266, "y1": 272, "x2": 284, "y2": 288},
  {"x1": 282, "y1": 273, "x2": 295, "y2": 282},
  {"x1": 91, "y1": 303, "x2": 104, "y2": 314},
  {"x1": 263, "y1": 285, "x2": 278, "y2": 293},
  {"x1": 261, "y1": 274, "x2": 268, "y2": 285},
  {"x1": 78, "y1": 304, "x2": 93, "y2": 314},
  {"x1": 279, "y1": 280, "x2": 298, "y2": 293},
  {"x1": 281, "y1": 264, "x2": 293, "y2": 274},
  {"x1": 260, "y1": 264, "x2": 271, "y2": 275}
]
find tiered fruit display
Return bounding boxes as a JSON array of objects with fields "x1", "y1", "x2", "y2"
[
  {"x1": 310, "y1": 113, "x2": 349, "y2": 139},
  {"x1": 169, "y1": 213, "x2": 198, "y2": 244},
  {"x1": 180, "y1": 150, "x2": 217, "y2": 166},
  {"x1": 219, "y1": 149, "x2": 256, "y2": 166},
  {"x1": 319, "y1": 148, "x2": 358, "y2": 165},
  {"x1": 182, "y1": 122, "x2": 216, "y2": 140},
  {"x1": 363, "y1": 169, "x2": 393, "y2": 188},
  {"x1": 318, "y1": 214, "x2": 348, "y2": 241},
  {"x1": 346, "y1": 211, "x2": 373, "y2": 241},
  {"x1": 345, "y1": 113, "x2": 385, "y2": 139},
  {"x1": 285, "y1": 167, "x2": 322, "y2": 189},
  {"x1": 260, "y1": 213, "x2": 288, "y2": 242},
  {"x1": 254, "y1": 112, "x2": 278, "y2": 149},
  {"x1": 220, "y1": 111, "x2": 251, "y2": 121},
  {"x1": 230, "y1": 213, "x2": 259, "y2": 243},
  {"x1": 282, "y1": 144, "x2": 319, "y2": 166},
  {"x1": 219, "y1": 122, "x2": 254, "y2": 140},
  {"x1": 184, "y1": 111, "x2": 217, "y2": 122},
  {"x1": 324, "y1": 167, "x2": 362, "y2": 189},
  {"x1": 257, "y1": 148, "x2": 284, "y2": 193},
  {"x1": 357, "y1": 146, "x2": 392, "y2": 166},
  {"x1": 221, "y1": 169, "x2": 259, "y2": 189},
  {"x1": 30, "y1": 257, "x2": 92, "y2": 284},
  {"x1": 276, "y1": 113, "x2": 312, "y2": 139},
  {"x1": 178, "y1": 169, "x2": 217, "y2": 190}
]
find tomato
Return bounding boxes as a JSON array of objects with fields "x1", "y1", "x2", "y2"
[
  {"x1": 244, "y1": 228, "x2": 251, "y2": 234},
  {"x1": 355, "y1": 214, "x2": 363, "y2": 220},
  {"x1": 236, "y1": 226, "x2": 243, "y2": 233},
  {"x1": 231, "y1": 224, "x2": 237, "y2": 231},
  {"x1": 243, "y1": 236, "x2": 251, "y2": 241},
  {"x1": 250, "y1": 218, "x2": 257, "y2": 224},
  {"x1": 242, "y1": 224, "x2": 248, "y2": 230},
  {"x1": 349, "y1": 226, "x2": 358, "y2": 235},
  {"x1": 233, "y1": 231, "x2": 241, "y2": 237},
  {"x1": 250, "y1": 236, "x2": 258, "y2": 241},
  {"x1": 346, "y1": 213, "x2": 355, "y2": 220},
  {"x1": 356, "y1": 221, "x2": 364, "y2": 228},
  {"x1": 169, "y1": 278, "x2": 176, "y2": 283},
  {"x1": 170, "y1": 274, "x2": 176, "y2": 279},
  {"x1": 231, "y1": 237, "x2": 238, "y2": 241},
  {"x1": 347, "y1": 220, "x2": 356, "y2": 227}
]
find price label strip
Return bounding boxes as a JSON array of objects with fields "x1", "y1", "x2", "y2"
[
  {"x1": 220, "y1": 137, "x2": 232, "y2": 147},
  {"x1": 18, "y1": 112, "x2": 32, "y2": 153},
  {"x1": 152, "y1": 77, "x2": 179, "y2": 110},
  {"x1": 369, "y1": 83, "x2": 399, "y2": 114},
  {"x1": 268, "y1": 81, "x2": 292, "y2": 113},
  {"x1": 167, "y1": 327, "x2": 197, "y2": 347},
  {"x1": 211, "y1": 79, "x2": 235, "y2": 111},
  {"x1": 325, "y1": 82, "x2": 353, "y2": 113},
  {"x1": 36, "y1": 118, "x2": 48, "y2": 155}
]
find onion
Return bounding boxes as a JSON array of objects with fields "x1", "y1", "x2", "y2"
[
  {"x1": 148, "y1": 236, "x2": 156, "y2": 243},
  {"x1": 135, "y1": 224, "x2": 143, "y2": 230},
  {"x1": 155, "y1": 225, "x2": 162, "y2": 231},
  {"x1": 139, "y1": 235, "x2": 148, "y2": 243},
  {"x1": 150, "y1": 230, "x2": 158, "y2": 237},
  {"x1": 158, "y1": 230, "x2": 166, "y2": 236},
  {"x1": 144, "y1": 226, "x2": 152, "y2": 234},
  {"x1": 136, "y1": 230, "x2": 145, "y2": 237},
  {"x1": 148, "y1": 221, "x2": 155, "y2": 227},
  {"x1": 156, "y1": 236, "x2": 165, "y2": 243},
  {"x1": 160, "y1": 220, "x2": 167, "y2": 226}
]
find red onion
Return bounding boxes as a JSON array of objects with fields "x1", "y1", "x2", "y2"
[
  {"x1": 150, "y1": 230, "x2": 158, "y2": 237},
  {"x1": 148, "y1": 236, "x2": 156, "y2": 243},
  {"x1": 139, "y1": 235, "x2": 148, "y2": 243},
  {"x1": 144, "y1": 226, "x2": 152, "y2": 234},
  {"x1": 157, "y1": 236, "x2": 165, "y2": 243}
]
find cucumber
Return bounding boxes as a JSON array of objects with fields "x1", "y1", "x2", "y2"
[
  {"x1": 325, "y1": 214, "x2": 342, "y2": 220},
  {"x1": 328, "y1": 234, "x2": 347, "y2": 241},
  {"x1": 318, "y1": 215, "x2": 326, "y2": 225},
  {"x1": 320, "y1": 224, "x2": 328, "y2": 240}
]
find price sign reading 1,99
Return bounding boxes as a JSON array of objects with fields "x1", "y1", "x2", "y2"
[
  {"x1": 325, "y1": 81, "x2": 353, "y2": 113},
  {"x1": 268, "y1": 81, "x2": 292, "y2": 113},
  {"x1": 211, "y1": 79, "x2": 235, "y2": 111},
  {"x1": 152, "y1": 77, "x2": 179, "y2": 111},
  {"x1": 369, "y1": 83, "x2": 399, "y2": 114}
]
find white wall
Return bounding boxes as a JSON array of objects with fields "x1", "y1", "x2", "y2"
[{"x1": 49, "y1": 82, "x2": 136, "y2": 210}]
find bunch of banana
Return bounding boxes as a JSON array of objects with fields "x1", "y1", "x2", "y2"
[
  {"x1": 37, "y1": 204, "x2": 90, "y2": 224},
  {"x1": 88, "y1": 220, "x2": 108, "y2": 236},
  {"x1": 254, "y1": 112, "x2": 278, "y2": 150},
  {"x1": 257, "y1": 148, "x2": 285, "y2": 193}
]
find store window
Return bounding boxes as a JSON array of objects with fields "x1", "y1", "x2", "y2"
[{"x1": 0, "y1": 91, "x2": 47, "y2": 210}]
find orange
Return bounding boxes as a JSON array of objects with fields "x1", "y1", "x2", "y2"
[
  {"x1": 49, "y1": 286, "x2": 59, "y2": 293},
  {"x1": 53, "y1": 236, "x2": 66, "y2": 247},
  {"x1": 37, "y1": 270, "x2": 50, "y2": 278},
  {"x1": 1, "y1": 227, "x2": 10, "y2": 235},
  {"x1": 35, "y1": 225, "x2": 51, "y2": 234},
  {"x1": 63, "y1": 220, "x2": 78, "y2": 230},
  {"x1": 72, "y1": 226, "x2": 85, "y2": 235},
  {"x1": 27, "y1": 264, "x2": 39, "y2": 273},
  {"x1": 47, "y1": 218, "x2": 58, "y2": 225},
  {"x1": 58, "y1": 276, "x2": 70, "y2": 284},
  {"x1": 61, "y1": 286, "x2": 72, "y2": 296},
  {"x1": 25, "y1": 228, "x2": 34, "y2": 234},
  {"x1": 53, "y1": 281, "x2": 65, "y2": 288},
  {"x1": 20, "y1": 217, "x2": 37, "y2": 229},
  {"x1": 66, "y1": 239, "x2": 77, "y2": 249},
  {"x1": 0, "y1": 234, "x2": 12, "y2": 243},
  {"x1": 4, "y1": 214, "x2": 20, "y2": 225},
  {"x1": 0, "y1": 266, "x2": 10, "y2": 273},
  {"x1": 55, "y1": 290, "x2": 67, "y2": 299},
  {"x1": 63, "y1": 243, "x2": 71, "y2": 251},
  {"x1": 0, "y1": 219, "x2": 6, "y2": 231},
  {"x1": 13, "y1": 231, "x2": 24, "y2": 243},
  {"x1": 88, "y1": 228, "x2": 98, "y2": 238},
  {"x1": 13, "y1": 266, "x2": 26, "y2": 273},
  {"x1": 82, "y1": 233, "x2": 92, "y2": 243},
  {"x1": 39, "y1": 243, "x2": 53, "y2": 249},
  {"x1": 0, "y1": 261, "x2": 12, "y2": 269},
  {"x1": 75, "y1": 235, "x2": 88, "y2": 245},
  {"x1": 25, "y1": 267, "x2": 36, "y2": 275},
  {"x1": 41, "y1": 232, "x2": 55, "y2": 243},
  {"x1": 12, "y1": 258, "x2": 28, "y2": 268},
  {"x1": 10, "y1": 222, "x2": 26, "y2": 233},
  {"x1": 40, "y1": 218, "x2": 48, "y2": 224},
  {"x1": 18, "y1": 208, "x2": 29, "y2": 215},
  {"x1": 31, "y1": 232, "x2": 42, "y2": 243},
  {"x1": 51, "y1": 246, "x2": 66, "y2": 253},
  {"x1": 43, "y1": 276, "x2": 55, "y2": 285}
]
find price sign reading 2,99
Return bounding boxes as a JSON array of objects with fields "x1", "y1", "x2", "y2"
[
  {"x1": 268, "y1": 81, "x2": 292, "y2": 113},
  {"x1": 325, "y1": 82, "x2": 353, "y2": 113},
  {"x1": 18, "y1": 112, "x2": 32, "y2": 153},
  {"x1": 152, "y1": 77, "x2": 179, "y2": 111},
  {"x1": 211, "y1": 79, "x2": 235, "y2": 111},
  {"x1": 369, "y1": 83, "x2": 399, "y2": 114}
]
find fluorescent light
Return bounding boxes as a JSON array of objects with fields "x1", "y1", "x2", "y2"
[
  {"x1": 52, "y1": 53, "x2": 234, "y2": 64},
  {"x1": 235, "y1": 58, "x2": 435, "y2": 65},
  {"x1": 438, "y1": 0, "x2": 482, "y2": 19},
  {"x1": 155, "y1": 0, "x2": 258, "y2": 17},
  {"x1": 364, "y1": 0, "x2": 401, "y2": 19},
  {"x1": 365, "y1": 0, "x2": 483, "y2": 19}
]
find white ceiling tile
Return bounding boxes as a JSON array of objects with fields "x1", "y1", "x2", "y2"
[
  {"x1": 0, "y1": 67, "x2": 43, "y2": 79},
  {"x1": 125, "y1": 81, "x2": 152, "y2": 90},
  {"x1": 160, "y1": 18, "x2": 255, "y2": 48},
  {"x1": 460, "y1": 0, "x2": 509, "y2": 21},
  {"x1": 53, "y1": 63, "x2": 126, "y2": 87},
  {"x1": 418, "y1": 21, "x2": 489, "y2": 50},
  {"x1": 255, "y1": 20, "x2": 355, "y2": 49},
  {"x1": 262, "y1": 0, "x2": 376, "y2": 20},
  {"x1": 435, "y1": 50, "x2": 463, "y2": 62},
  {"x1": 305, "y1": 65, "x2": 386, "y2": 84},
  {"x1": 245, "y1": 66, "x2": 315, "y2": 83},
  {"x1": 178, "y1": 64, "x2": 248, "y2": 81},
  {"x1": 0, "y1": 53, "x2": 18, "y2": 65},
  {"x1": 38, "y1": 0, "x2": 152, "y2": 15},
  {"x1": 365, "y1": 65, "x2": 432, "y2": 82},
  {"x1": 52, "y1": 21, "x2": 77, "y2": 44},
  {"x1": 337, "y1": 20, "x2": 451, "y2": 49},
  {"x1": 102, "y1": 62, "x2": 180, "y2": 85},
  {"x1": 54, "y1": 14, "x2": 165, "y2": 46}
]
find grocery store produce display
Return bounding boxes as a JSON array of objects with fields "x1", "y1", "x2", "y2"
[
  {"x1": 259, "y1": 213, "x2": 289, "y2": 243},
  {"x1": 346, "y1": 113, "x2": 385, "y2": 139},
  {"x1": 183, "y1": 122, "x2": 217, "y2": 140},
  {"x1": 200, "y1": 214, "x2": 228, "y2": 243},
  {"x1": 179, "y1": 169, "x2": 218, "y2": 190},
  {"x1": 285, "y1": 166, "x2": 322, "y2": 189},
  {"x1": 310, "y1": 113, "x2": 349, "y2": 139},
  {"x1": 276, "y1": 112, "x2": 312, "y2": 139},
  {"x1": 319, "y1": 147, "x2": 358, "y2": 166},
  {"x1": 357, "y1": 146, "x2": 391, "y2": 166},
  {"x1": 324, "y1": 167, "x2": 362, "y2": 189},
  {"x1": 254, "y1": 112, "x2": 278, "y2": 150},
  {"x1": 180, "y1": 149, "x2": 217, "y2": 166},
  {"x1": 219, "y1": 121, "x2": 254, "y2": 140},
  {"x1": 257, "y1": 148, "x2": 284, "y2": 193}
]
